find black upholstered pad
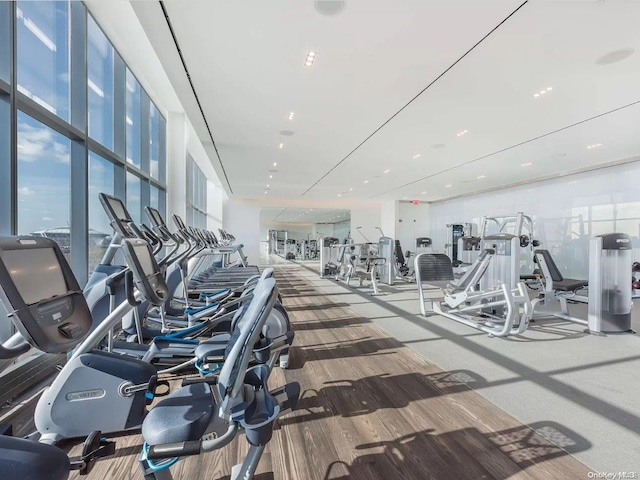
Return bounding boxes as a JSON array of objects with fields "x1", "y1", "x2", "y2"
[
  {"x1": 520, "y1": 274, "x2": 538, "y2": 281},
  {"x1": 142, "y1": 382, "x2": 215, "y2": 445},
  {"x1": 554, "y1": 279, "x2": 588, "y2": 292},
  {"x1": 0, "y1": 435, "x2": 70, "y2": 480}
]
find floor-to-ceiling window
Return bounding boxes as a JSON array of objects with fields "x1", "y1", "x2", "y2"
[
  {"x1": 0, "y1": 2, "x2": 168, "y2": 353},
  {"x1": 187, "y1": 155, "x2": 208, "y2": 229},
  {"x1": 16, "y1": 111, "x2": 71, "y2": 259}
]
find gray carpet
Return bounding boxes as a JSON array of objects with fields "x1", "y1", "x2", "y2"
[{"x1": 289, "y1": 261, "x2": 640, "y2": 475}]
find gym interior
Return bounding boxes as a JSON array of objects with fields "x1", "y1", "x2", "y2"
[{"x1": 1, "y1": 1, "x2": 639, "y2": 479}]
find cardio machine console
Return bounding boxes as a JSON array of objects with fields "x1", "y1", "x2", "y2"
[
  {"x1": 121, "y1": 238, "x2": 169, "y2": 307},
  {"x1": 99, "y1": 193, "x2": 139, "y2": 238},
  {"x1": 0, "y1": 237, "x2": 92, "y2": 353}
]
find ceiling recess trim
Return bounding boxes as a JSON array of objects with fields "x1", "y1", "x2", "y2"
[
  {"x1": 300, "y1": 0, "x2": 529, "y2": 197},
  {"x1": 158, "y1": 0, "x2": 233, "y2": 194}
]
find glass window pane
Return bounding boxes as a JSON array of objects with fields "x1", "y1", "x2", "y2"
[
  {"x1": 126, "y1": 172, "x2": 141, "y2": 224},
  {"x1": 159, "y1": 114, "x2": 166, "y2": 184},
  {"x1": 88, "y1": 15, "x2": 114, "y2": 149},
  {"x1": 150, "y1": 185, "x2": 159, "y2": 210},
  {"x1": 615, "y1": 219, "x2": 640, "y2": 238},
  {"x1": 150, "y1": 103, "x2": 160, "y2": 179},
  {"x1": 17, "y1": 111, "x2": 70, "y2": 261},
  {"x1": 16, "y1": 1, "x2": 71, "y2": 120},
  {"x1": 88, "y1": 152, "x2": 114, "y2": 275},
  {"x1": 591, "y1": 204, "x2": 614, "y2": 222},
  {"x1": 0, "y1": 3, "x2": 10, "y2": 83},
  {"x1": 126, "y1": 68, "x2": 141, "y2": 167},
  {"x1": 616, "y1": 202, "x2": 640, "y2": 220},
  {"x1": 159, "y1": 189, "x2": 166, "y2": 219}
]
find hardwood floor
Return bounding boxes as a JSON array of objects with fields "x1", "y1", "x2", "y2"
[{"x1": 6, "y1": 264, "x2": 593, "y2": 479}]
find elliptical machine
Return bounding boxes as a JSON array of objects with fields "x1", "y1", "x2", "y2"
[{"x1": 0, "y1": 236, "x2": 116, "y2": 477}]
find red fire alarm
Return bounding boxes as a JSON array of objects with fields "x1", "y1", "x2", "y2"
[{"x1": 412, "y1": 199, "x2": 420, "y2": 205}]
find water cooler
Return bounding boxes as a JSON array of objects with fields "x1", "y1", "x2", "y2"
[
  {"x1": 588, "y1": 233, "x2": 633, "y2": 333},
  {"x1": 378, "y1": 237, "x2": 394, "y2": 285}
]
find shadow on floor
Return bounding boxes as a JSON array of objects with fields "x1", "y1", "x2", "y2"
[
  {"x1": 280, "y1": 370, "x2": 488, "y2": 425},
  {"x1": 321, "y1": 422, "x2": 591, "y2": 480},
  {"x1": 291, "y1": 317, "x2": 371, "y2": 331},
  {"x1": 287, "y1": 337, "x2": 404, "y2": 369}
]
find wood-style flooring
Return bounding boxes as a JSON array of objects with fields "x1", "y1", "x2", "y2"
[{"x1": 5, "y1": 265, "x2": 592, "y2": 479}]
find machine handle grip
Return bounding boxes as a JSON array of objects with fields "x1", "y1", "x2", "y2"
[
  {"x1": 147, "y1": 441, "x2": 201, "y2": 459},
  {"x1": 0, "y1": 341, "x2": 30, "y2": 359},
  {"x1": 124, "y1": 270, "x2": 141, "y2": 306}
]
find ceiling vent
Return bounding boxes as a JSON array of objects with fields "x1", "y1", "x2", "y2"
[
  {"x1": 314, "y1": 1, "x2": 347, "y2": 16},
  {"x1": 596, "y1": 48, "x2": 635, "y2": 65}
]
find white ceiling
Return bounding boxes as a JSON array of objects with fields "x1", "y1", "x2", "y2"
[
  {"x1": 260, "y1": 207, "x2": 350, "y2": 225},
  {"x1": 135, "y1": 0, "x2": 640, "y2": 205}
]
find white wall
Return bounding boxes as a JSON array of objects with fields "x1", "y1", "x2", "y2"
[
  {"x1": 429, "y1": 160, "x2": 640, "y2": 278},
  {"x1": 350, "y1": 205, "x2": 382, "y2": 243},
  {"x1": 223, "y1": 200, "x2": 260, "y2": 265},
  {"x1": 397, "y1": 201, "x2": 431, "y2": 252}
]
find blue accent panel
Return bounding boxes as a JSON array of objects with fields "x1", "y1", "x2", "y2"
[
  {"x1": 185, "y1": 303, "x2": 219, "y2": 315},
  {"x1": 166, "y1": 323, "x2": 204, "y2": 339}
]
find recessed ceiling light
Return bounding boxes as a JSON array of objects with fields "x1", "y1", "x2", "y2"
[
  {"x1": 384, "y1": 169, "x2": 390, "y2": 174},
  {"x1": 273, "y1": 162, "x2": 277, "y2": 167},
  {"x1": 269, "y1": 175, "x2": 273, "y2": 179},
  {"x1": 279, "y1": 143, "x2": 284, "y2": 149},
  {"x1": 337, "y1": 194, "x2": 341, "y2": 197},
  {"x1": 445, "y1": 184, "x2": 452, "y2": 188},
  {"x1": 364, "y1": 180, "x2": 369, "y2": 184},
  {"x1": 288, "y1": 112, "x2": 295, "y2": 120},
  {"x1": 421, "y1": 191, "x2": 426, "y2": 195},
  {"x1": 477, "y1": 175, "x2": 486, "y2": 179},
  {"x1": 587, "y1": 143, "x2": 603, "y2": 149},
  {"x1": 266, "y1": 184, "x2": 270, "y2": 188},
  {"x1": 521, "y1": 162, "x2": 533, "y2": 167},
  {"x1": 456, "y1": 130, "x2": 468, "y2": 137},
  {"x1": 304, "y1": 51, "x2": 317, "y2": 67},
  {"x1": 264, "y1": 191, "x2": 267, "y2": 194},
  {"x1": 413, "y1": 154, "x2": 422, "y2": 159},
  {"x1": 534, "y1": 86, "x2": 554, "y2": 98}
]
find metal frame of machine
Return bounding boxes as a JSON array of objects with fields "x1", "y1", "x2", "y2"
[{"x1": 415, "y1": 250, "x2": 532, "y2": 337}]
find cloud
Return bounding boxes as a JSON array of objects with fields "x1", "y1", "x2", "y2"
[
  {"x1": 18, "y1": 186, "x2": 35, "y2": 196},
  {"x1": 17, "y1": 120, "x2": 70, "y2": 164}
]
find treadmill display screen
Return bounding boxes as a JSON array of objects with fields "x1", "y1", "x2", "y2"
[
  {"x1": 134, "y1": 243, "x2": 156, "y2": 277},
  {"x1": 148, "y1": 208, "x2": 164, "y2": 226},
  {"x1": 1, "y1": 248, "x2": 68, "y2": 305},
  {"x1": 107, "y1": 196, "x2": 129, "y2": 221}
]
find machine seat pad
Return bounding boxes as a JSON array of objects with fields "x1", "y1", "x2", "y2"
[
  {"x1": 142, "y1": 383, "x2": 214, "y2": 445},
  {"x1": 554, "y1": 279, "x2": 588, "y2": 292},
  {"x1": 0, "y1": 435, "x2": 70, "y2": 480}
]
